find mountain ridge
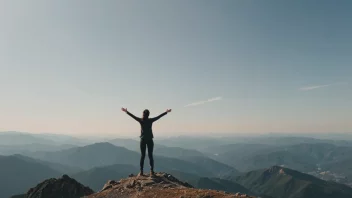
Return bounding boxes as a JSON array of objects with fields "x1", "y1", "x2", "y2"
[{"x1": 235, "y1": 165, "x2": 352, "y2": 198}]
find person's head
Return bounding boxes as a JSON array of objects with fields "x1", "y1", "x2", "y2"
[{"x1": 143, "y1": 109, "x2": 150, "y2": 120}]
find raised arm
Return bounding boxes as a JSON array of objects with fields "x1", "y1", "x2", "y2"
[
  {"x1": 151, "y1": 109, "x2": 171, "y2": 122},
  {"x1": 122, "y1": 108, "x2": 141, "y2": 122}
]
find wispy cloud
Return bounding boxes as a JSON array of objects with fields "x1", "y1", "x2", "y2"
[
  {"x1": 184, "y1": 97, "x2": 222, "y2": 107},
  {"x1": 299, "y1": 82, "x2": 346, "y2": 91},
  {"x1": 299, "y1": 84, "x2": 332, "y2": 91}
]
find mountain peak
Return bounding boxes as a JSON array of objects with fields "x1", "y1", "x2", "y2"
[
  {"x1": 26, "y1": 175, "x2": 94, "y2": 198},
  {"x1": 84, "y1": 142, "x2": 116, "y2": 148},
  {"x1": 262, "y1": 165, "x2": 284, "y2": 176},
  {"x1": 81, "y1": 142, "x2": 131, "y2": 151},
  {"x1": 87, "y1": 172, "x2": 255, "y2": 198}
]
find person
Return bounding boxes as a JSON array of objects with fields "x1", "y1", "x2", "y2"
[{"x1": 121, "y1": 107, "x2": 171, "y2": 177}]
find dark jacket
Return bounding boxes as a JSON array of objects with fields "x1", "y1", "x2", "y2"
[{"x1": 126, "y1": 111, "x2": 167, "y2": 139}]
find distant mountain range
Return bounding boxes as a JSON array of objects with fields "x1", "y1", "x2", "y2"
[
  {"x1": 26, "y1": 142, "x2": 240, "y2": 178},
  {"x1": 203, "y1": 142, "x2": 352, "y2": 173},
  {"x1": 2, "y1": 132, "x2": 352, "y2": 198},
  {"x1": 0, "y1": 131, "x2": 91, "y2": 146},
  {"x1": 28, "y1": 142, "x2": 140, "y2": 170},
  {"x1": 6, "y1": 154, "x2": 352, "y2": 198},
  {"x1": 157, "y1": 136, "x2": 352, "y2": 149}
]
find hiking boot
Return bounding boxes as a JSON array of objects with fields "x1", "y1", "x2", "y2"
[
  {"x1": 150, "y1": 170, "x2": 156, "y2": 177},
  {"x1": 137, "y1": 171, "x2": 144, "y2": 177}
]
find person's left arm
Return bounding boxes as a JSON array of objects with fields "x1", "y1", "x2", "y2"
[{"x1": 151, "y1": 109, "x2": 171, "y2": 122}]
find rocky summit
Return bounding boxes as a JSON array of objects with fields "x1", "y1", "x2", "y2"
[
  {"x1": 86, "y1": 172, "x2": 255, "y2": 198},
  {"x1": 26, "y1": 174, "x2": 94, "y2": 198}
]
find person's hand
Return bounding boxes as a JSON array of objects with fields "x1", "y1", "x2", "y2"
[
  {"x1": 166, "y1": 109, "x2": 172, "y2": 113},
  {"x1": 121, "y1": 108, "x2": 127, "y2": 112}
]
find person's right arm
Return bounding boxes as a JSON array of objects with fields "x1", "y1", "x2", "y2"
[{"x1": 122, "y1": 108, "x2": 141, "y2": 122}]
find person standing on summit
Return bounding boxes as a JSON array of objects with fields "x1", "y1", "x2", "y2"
[{"x1": 121, "y1": 108, "x2": 172, "y2": 177}]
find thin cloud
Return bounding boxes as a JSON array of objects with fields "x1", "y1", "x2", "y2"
[
  {"x1": 184, "y1": 97, "x2": 222, "y2": 107},
  {"x1": 299, "y1": 82, "x2": 346, "y2": 91},
  {"x1": 299, "y1": 84, "x2": 332, "y2": 91}
]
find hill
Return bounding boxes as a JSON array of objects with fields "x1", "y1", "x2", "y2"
[
  {"x1": 201, "y1": 143, "x2": 279, "y2": 171},
  {"x1": 154, "y1": 146, "x2": 205, "y2": 158},
  {"x1": 29, "y1": 142, "x2": 139, "y2": 169},
  {"x1": 180, "y1": 155, "x2": 240, "y2": 178},
  {"x1": 72, "y1": 164, "x2": 139, "y2": 191},
  {"x1": 13, "y1": 154, "x2": 82, "y2": 174},
  {"x1": 195, "y1": 177, "x2": 250, "y2": 194},
  {"x1": 235, "y1": 166, "x2": 352, "y2": 198},
  {"x1": 152, "y1": 145, "x2": 241, "y2": 177},
  {"x1": 108, "y1": 138, "x2": 143, "y2": 151},
  {"x1": 0, "y1": 155, "x2": 60, "y2": 198}
]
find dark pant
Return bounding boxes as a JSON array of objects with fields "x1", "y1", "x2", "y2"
[{"x1": 140, "y1": 138, "x2": 154, "y2": 172}]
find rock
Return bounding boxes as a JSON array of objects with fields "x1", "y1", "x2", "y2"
[
  {"x1": 141, "y1": 179, "x2": 155, "y2": 187},
  {"x1": 108, "y1": 180, "x2": 119, "y2": 185},
  {"x1": 167, "y1": 174, "x2": 177, "y2": 182},
  {"x1": 183, "y1": 182, "x2": 193, "y2": 188},
  {"x1": 26, "y1": 175, "x2": 94, "y2": 198},
  {"x1": 101, "y1": 184, "x2": 112, "y2": 191},
  {"x1": 124, "y1": 179, "x2": 137, "y2": 189},
  {"x1": 163, "y1": 184, "x2": 173, "y2": 188},
  {"x1": 101, "y1": 180, "x2": 119, "y2": 192},
  {"x1": 130, "y1": 180, "x2": 136, "y2": 187}
]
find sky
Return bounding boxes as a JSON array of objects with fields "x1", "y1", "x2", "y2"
[{"x1": 0, "y1": 0, "x2": 351, "y2": 137}]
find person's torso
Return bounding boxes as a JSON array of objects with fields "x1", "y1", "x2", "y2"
[{"x1": 139, "y1": 119, "x2": 153, "y2": 139}]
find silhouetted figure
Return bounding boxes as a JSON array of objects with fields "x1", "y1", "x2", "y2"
[{"x1": 122, "y1": 107, "x2": 171, "y2": 177}]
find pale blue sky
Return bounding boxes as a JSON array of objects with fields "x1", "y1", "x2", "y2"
[{"x1": 0, "y1": 0, "x2": 351, "y2": 137}]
